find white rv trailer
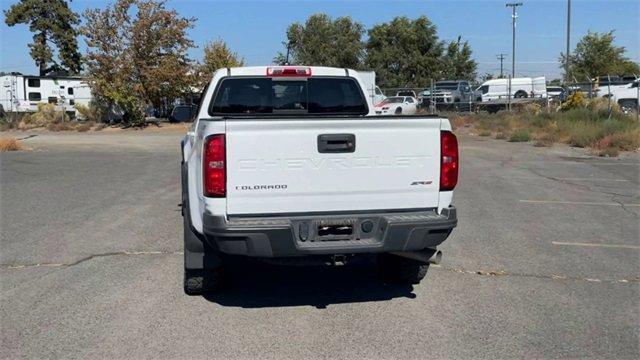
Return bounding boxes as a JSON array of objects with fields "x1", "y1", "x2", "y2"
[{"x1": 0, "y1": 74, "x2": 92, "y2": 116}]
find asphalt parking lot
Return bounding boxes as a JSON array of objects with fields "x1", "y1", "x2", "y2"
[{"x1": 1, "y1": 130, "x2": 639, "y2": 359}]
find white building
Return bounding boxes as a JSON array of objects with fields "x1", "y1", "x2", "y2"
[{"x1": 0, "y1": 74, "x2": 92, "y2": 117}]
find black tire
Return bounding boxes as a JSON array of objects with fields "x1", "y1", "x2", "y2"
[
  {"x1": 184, "y1": 267, "x2": 224, "y2": 295},
  {"x1": 514, "y1": 90, "x2": 528, "y2": 99},
  {"x1": 619, "y1": 99, "x2": 638, "y2": 114},
  {"x1": 182, "y1": 165, "x2": 224, "y2": 295},
  {"x1": 377, "y1": 253, "x2": 429, "y2": 285},
  {"x1": 395, "y1": 107, "x2": 402, "y2": 115},
  {"x1": 183, "y1": 214, "x2": 225, "y2": 295}
]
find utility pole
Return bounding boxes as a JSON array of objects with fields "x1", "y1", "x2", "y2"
[
  {"x1": 497, "y1": 53, "x2": 507, "y2": 78},
  {"x1": 506, "y1": 2, "x2": 523, "y2": 77},
  {"x1": 565, "y1": 0, "x2": 571, "y2": 83}
]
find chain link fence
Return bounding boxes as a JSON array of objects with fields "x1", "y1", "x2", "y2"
[{"x1": 379, "y1": 74, "x2": 639, "y2": 121}]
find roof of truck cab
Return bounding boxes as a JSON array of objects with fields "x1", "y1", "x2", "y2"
[{"x1": 224, "y1": 66, "x2": 353, "y2": 77}]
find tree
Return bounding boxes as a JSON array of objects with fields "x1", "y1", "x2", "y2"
[
  {"x1": 560, "y1": 31, "x2": 640, "y2": 80},
  {"x1": 82, "y1": 0, "x2": 195, "y2": 125},
  {"x1": 275, "y1": 13, "x2": 365, "y2": 68},
  {"x1": 196, "y1": 39, "x2": 244, "y2": 87},
  {"x1": 441, "y1": 36, "x2": 477, "y2": 80},
  {"x1": 365, "y1": 16, "x2": 444, "y2": 88},
  {"x1": 4, "y1": 0, "x2": 82, "y2": 76}
]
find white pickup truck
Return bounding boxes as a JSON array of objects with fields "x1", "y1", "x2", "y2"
[{"x1": 181, "y1": 66, "x2": 458, "y2": 294}]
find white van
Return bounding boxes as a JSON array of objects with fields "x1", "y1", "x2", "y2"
[{"x1": 477, "y1": 77, "x2": 547, "y2": 102}]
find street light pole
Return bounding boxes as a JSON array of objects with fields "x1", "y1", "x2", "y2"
[
  {"x1": 506, "y1": 2, "x2": 523, "y2": 77},
  {"x1": 565, "y1": 0, "x2": 571, "y2": 83}
]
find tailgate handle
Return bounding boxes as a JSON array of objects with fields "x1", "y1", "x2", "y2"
[{"x1": 317, "y1": 134, "x2": 356, "y2": 153}]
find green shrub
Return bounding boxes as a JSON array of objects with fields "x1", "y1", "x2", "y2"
[{"x1": 509, "y1": 129, "x2": 531, "y2": 142}]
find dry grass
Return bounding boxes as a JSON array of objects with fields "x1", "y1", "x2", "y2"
[
  {"x1": 469, "y1": 99, "x2": 639, "y2": 156},
  {"x1": 449, "y1": 114, "x2": 475, "y2": 130},
  {"x1": 76, "y1": 121, "x2": 95, "y2": 132},
  {"x1": 533, "y1": 132, "x2": 557, "y2": 147},
  {"x1": 591, "y1": 129, "x2": 640, "y2": 156},
  {"x1": 47, "y1": 122, "x2": 75, "y2": 132},
  {"x1": 0, "y1": 137, "x2": 24, "y2": 152}
]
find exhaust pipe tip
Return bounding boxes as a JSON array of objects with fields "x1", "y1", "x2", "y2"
[{"x1": 429, "y1": 250, "x2": 443, "y2": 265}]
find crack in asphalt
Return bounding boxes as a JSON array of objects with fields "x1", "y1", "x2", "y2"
[
  {"x1": 431, "y1": 265, "x2": 640, "y2": 284},
  {"x1": 0, "y1": 250, "x2": 183, "y2": 270},
  {"x1": 2, "y1": 251, "x2": 638, "y2": 285},
  {"x1": 517, "y1": 165, "x2": 639, "y2": 219}
]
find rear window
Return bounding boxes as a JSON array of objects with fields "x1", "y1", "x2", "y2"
[{"x1": 209, "y1": 77, "x2": 367, "y2": 115}]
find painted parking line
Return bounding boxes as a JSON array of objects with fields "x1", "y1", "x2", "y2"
[
  {"x1": 552, "y1": 241, "x2": 640, "y2": 250},
  {"x1": 519, "y1": 200, "x2": 640, "y2": 207},
  {"x1": 556, "y1": 177, "x2": 629, "y2": 182},
  {"x1": 511, "y1": 177, "x2": 629, "y2": 182}
]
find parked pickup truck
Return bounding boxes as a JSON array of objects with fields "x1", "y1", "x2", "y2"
[
  {"x1": 180, "y1": 66, "x2": 459, "y2": 294},
  {"x1": 418, "y1": 80, "x2": 479, "y2": 110}
]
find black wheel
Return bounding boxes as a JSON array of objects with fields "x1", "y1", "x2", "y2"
[
  {"x1": 377, "y1": 254, "x2": 429, "y2": 285},
  {"x1": 182, "y1": 166, "x2": 224, "y2": 295},
  {"x1": 182, "y1": 209, "x2": 225, "y2": 295},
  {"x1": 184, "y1": 267, "x2": 224, "y2": 295},
  {"x1": 395, "y1": 107, "x2": 402, "y2": 115},
  {"x1": 515, "y1": 90, "x2": 528, "y2": 98},
  {"x1": 619, "y1": 99, "x2": 638, "y2": 115}
]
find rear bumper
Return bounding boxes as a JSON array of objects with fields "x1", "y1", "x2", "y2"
[{"x1": 202, "y1": 207, "x2": 457, "y2": 257}]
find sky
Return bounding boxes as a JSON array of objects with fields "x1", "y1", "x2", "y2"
[{"x1": 1, "y1": 0, "x2": 638, "y2": 80}]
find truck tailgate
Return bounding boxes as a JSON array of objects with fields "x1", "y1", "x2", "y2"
[{"x1": 224, "y1": 118, "x2": 442, "y2": 215}]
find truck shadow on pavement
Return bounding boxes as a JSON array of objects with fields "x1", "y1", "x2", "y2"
[{"x1": 203, "y1": 257, "x2": 417, "y2": 309}]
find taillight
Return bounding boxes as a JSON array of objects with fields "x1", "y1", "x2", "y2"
[
  {"x1": 266, "y1": 66, "x2": 312, "y2": 77},
  {"x1": 440, "y1": 131, "x2": 458, "y2": 191},
  {"x1": 203, "y1": 134, "x2": 226, "y2": 197}
]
